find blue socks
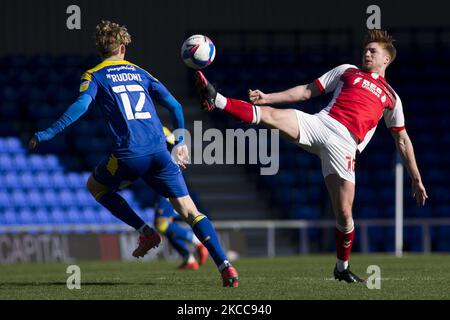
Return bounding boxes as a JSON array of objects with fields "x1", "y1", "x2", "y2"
[
  {"x1": 166, "y1": 222, "x2": 194, "y2": 242},
  {"x1": 163, "y1": 222, "x2": 194, "y2": 258},
  {"x1": 167, "y1": 236, "x2": 190, "y2": 258},
  {"x1": 191, "y1": 215, "x2": 231, "y2": 272},
  {"x1": 96, "y1": 191, "x2": 145, "y2": 230}
]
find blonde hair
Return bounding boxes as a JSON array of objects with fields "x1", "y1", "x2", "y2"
[
  {"x1": 363, "y1": 30, "x2": 397, "y2": 63},
  {"x1": 95, "y1": 20, "x2": 132, "y2": 58}
]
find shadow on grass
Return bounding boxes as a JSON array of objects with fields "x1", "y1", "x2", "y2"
[{"x1": 0, "y1": 281, "x2": 157, "y2": 287}]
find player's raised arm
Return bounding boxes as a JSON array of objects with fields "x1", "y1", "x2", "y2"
[
  {"x1": 390, "y1": 129, "x2": 428, "y2": 206},
  {"x1": 29, "y1": 93, "x2": 93, "y2": 150},
  {"x1": 248, "y1": 82, "x2": 322, "y2": 105},
  {"x1": 248, "y1": 64, "x2": 355, "y2": 105}
]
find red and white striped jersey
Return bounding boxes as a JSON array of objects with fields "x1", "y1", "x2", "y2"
[{"x1": 314, "y1": 64, "x2": 405, "y2": 153}]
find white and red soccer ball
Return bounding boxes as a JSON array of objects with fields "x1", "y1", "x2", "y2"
[{"x1": 181, "y1": 35, "x2": 216, "y2": 69}]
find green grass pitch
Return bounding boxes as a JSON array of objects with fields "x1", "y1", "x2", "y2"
[{"x1": 0, "y1": 254, "x2": 449, "y2": 300}]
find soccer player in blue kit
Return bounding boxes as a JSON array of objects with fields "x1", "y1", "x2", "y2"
[
  {"x1": 153, "y1": 127, "x2": 209, "y2": 270},
  {"x1": 28, "y1": 20, "x2": 238, "y2": 287}
]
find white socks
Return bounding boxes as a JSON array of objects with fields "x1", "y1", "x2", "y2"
[
  {"x1": 252, "y1": 105, "x2": 261, "y2": 124},
  {"x1": 218, "y1": 260, "x2": 231, "y2": 272},
  {"x1": 336, "y1": 259, "x2": 349, "y2": 272},
  {"x1": 191, "y1": 235, "x2": 200, "y2": 246},
  {"x1": 215, "y1": 93, "x2": 227, "y2": 110},
  {"x1": 336, "y1": 220, "x2": 354, "y2": 234}
]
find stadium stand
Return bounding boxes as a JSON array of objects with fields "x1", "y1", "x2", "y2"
[{"x1": 0, "y1": 136, "x2": 153, "y2": 234}]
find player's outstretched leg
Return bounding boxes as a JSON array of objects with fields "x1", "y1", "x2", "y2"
[
  {"x1": 195, "y1": 71, "x2": 260, "y2": 124},
  {"x1": 87, "y1": 175, "x2": 161, "y2": 258},
  {"x1": 194, "y1": 71, "x2": 300, "y2": 142}
]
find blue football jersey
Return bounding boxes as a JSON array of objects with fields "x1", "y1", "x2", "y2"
[{"x1": 80, "y1": 60, "x2": 170, "y2": 158}]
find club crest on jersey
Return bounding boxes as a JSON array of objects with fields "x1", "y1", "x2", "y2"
[{"x1": 353, "y1": 77, "x2": 362, "y2": 85}]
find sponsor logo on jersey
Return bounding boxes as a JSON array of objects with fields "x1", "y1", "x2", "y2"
[
  {"x1": 361, "y1": 79, "x2": 383, "y2": 99},
  {"x1": 106, "y1": 65, "x2": 136, "y2": 72}
]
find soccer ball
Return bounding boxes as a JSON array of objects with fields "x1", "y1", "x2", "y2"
[{"x1": 181, "y1": 35, "x2": 216, "y2": 69}]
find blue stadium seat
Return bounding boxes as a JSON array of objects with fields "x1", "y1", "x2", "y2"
[
  {"x1": 34, "y1": 208, "x2": 51, "y2": 225},
  {"x1": 289, "y1": 205, "x2": 321, "y2": 219},
  {"x1": 48, "y1": 208, "x2": 71, "y2": 234},
  {"x1": 29, "y1": 155, "x2": 47, "y2": 172},
  {"x1": 42, "y1": 189, "x2": 58, "y2": 207},
  {"x1": 0, "y1": 191, "x2": 12, "y2": 208},
  {"x1": 11, "y1": 190, "x2": 27, "y2": 208},
  {"x1": 28, "y1": 189, "x2": 43, "y2": 208},
  {"x1": 49, "y1": 208, "x2": 65, "y2": 224},
  {"x1": 35, "y1": 172, "x2": 53, "y2": 189},
  {"x1": 59, "y1": 189, "x2": 75, "y2": 207},
  {"x1": 3, "y1": 172, "x2": 17, "y2": 189},
  {"x1": 44, "y1": 155, "x2": 63, "y2": 171},
  {"x1": 12, "y1": 154, "x2": 29, "y2": 172},
  {"x1": 99, "y1": 209, "x2": 115, "y2": 223},
  {"x1": 75, "y1": 189, "x2": 95, "y2": 206},
  {"x1": 0, "y1": 137, "x2": 24, "y2": 154},
  {"x1": 81, "y1": 207, "x2": 100, "y2": 224},
  {"x1": 66, "y1": 173, "x2": 85, "y2": 188},
  {"x1": 65, "y1": 207, "x2": 84, "y2": 224},
  {"x1": 50, "y1": 172, "x2": 68, "y2": 189},
  {"x1": 18, "y1": 172, "x2": 35, "y2": 189},
  {"x1": 0, "y1": 154, "x2": 14, "y2": 172},
  {"x1": 3, "y1": 209, "x2": 19, "y2": 225},
  {"x1": 18, "y1": 208, "x2": 35, "y2": 225}
]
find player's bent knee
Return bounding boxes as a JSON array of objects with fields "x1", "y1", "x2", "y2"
[
  {"x1": 259, "y1": 107, "x2": 276, "y2": 125},
  {"x1": 86, "y1": 175, "x2": 110, "y2": 201}
]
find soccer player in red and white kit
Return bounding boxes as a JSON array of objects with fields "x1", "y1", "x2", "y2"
[{"x1": 195, "y1": 30, "x2": 428, "y2": 283}]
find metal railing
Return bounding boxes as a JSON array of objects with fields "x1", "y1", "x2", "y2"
[
  {"x1": 213, "y1": 218, "x2": 450, "y2": 257},
  {"x1": 1, "y1": 218, "x2": 449, "y2": 257}
]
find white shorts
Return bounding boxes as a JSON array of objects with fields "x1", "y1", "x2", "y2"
[{"x1": 294, "y1": 110, "x2": 358, "y2": 183}]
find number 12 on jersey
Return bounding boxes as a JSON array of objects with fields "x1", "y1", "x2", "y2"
[{"x1": 112, "y1": 84, "x2": 151, "y2": 120}]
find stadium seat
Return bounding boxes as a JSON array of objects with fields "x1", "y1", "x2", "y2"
[
  {"x1": 1, "y1": 137, "x2": 24, "y2": 154},
  {"x1": 59, "y1": 190, "x2": 76, "y2": 207},
  {"x1": 0, "y1": 154, "x2": 14, "y2": 172},
  {"x1": 18, "y1": 208, "x2": 35, "y2": 225},
  {"x1": 18, "y1": 172, "x2": 35, "y2": 189},
  {"x1": 11, "y1": 190, "x2": 27, "y2": 208},
  {"x1": 3, "y1": 209, "x2": 19, "y2": 225},
  {"x1": 28, "y1": 189, "x2": 43, "y2": 208},
  {"x1": 29, "y1": 155, "x2": 47, "y2": 172},
  {"x1": 12, "y1": 154, "x2": 29, "y2": 172}
]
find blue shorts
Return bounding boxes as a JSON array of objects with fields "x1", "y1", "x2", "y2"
[
  {"x1": 93, "y1": 150, "x2": 189, "y2": 198},
  {"x1": 154, "y1": 195, "x2": 180, "y2": 219}
]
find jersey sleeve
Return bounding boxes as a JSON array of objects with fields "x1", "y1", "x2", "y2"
[
  {"x1": 79, "y1": 72, "x2": 98, "y2": 99},
  {"x1": 315, "y1": 64, "x2": 356, "y2": 94},
  {"x1": 384, "y1": 93, "x2": 405, "y2": 131},
  {"x1": 147, "y1": 75, "x2": 172, "y2": 101}
]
